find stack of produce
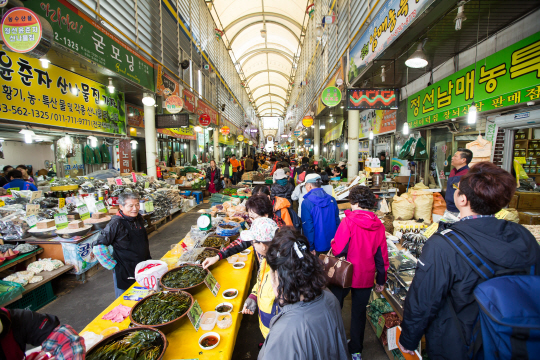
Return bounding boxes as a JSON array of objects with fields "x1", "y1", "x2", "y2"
[
  {"x1": 87, "y1": 329, "x2": 164, "y2": 360},
  {"x1": 131, "y1": 292, "x2": 192, "y2": 325},
  {"x1": 161, "y1": 265, "x2": 207, "y2": 289}
]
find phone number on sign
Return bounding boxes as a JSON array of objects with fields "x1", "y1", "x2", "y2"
[{"x1": 0, "y1": 104, "x2": 119, "y2": 132}]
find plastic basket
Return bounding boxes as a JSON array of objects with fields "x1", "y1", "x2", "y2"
[
  {"x1": 216, "y1": 222, "x2": 241, "y2": 236},
  {"x1": 7, "y1": 282, "x2": 56, "y2": 311}
]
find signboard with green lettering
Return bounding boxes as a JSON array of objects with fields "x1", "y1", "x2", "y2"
[
  {"x1": 26, "y1": 0, "x2": 154, "y2": 91},
  {"x1": 407, "y1": 32, "x2": 540, "y2": 129}
]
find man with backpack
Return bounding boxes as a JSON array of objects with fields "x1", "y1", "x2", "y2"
[{"x1": 399, "y1": 162, "x2": 540, "y2": 360}]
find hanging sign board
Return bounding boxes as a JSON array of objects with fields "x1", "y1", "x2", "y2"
[
  {"x1": 164, "y1": 95, "x2": 183, "y2": 114},
  {"x1": 302, "y1": 116, "x2": 314, "y2": 127},
  {"x1": 1, "y1": 8, "x2": 43, "y2": 53},
  {"x1": 119, "y1": 140, "x2": 133, "y2": 173},
  {"x1": 221, "y1": 126, "x2": 230, "y2": 135},
  {"x1": 237, "y1": 134, "x2": 244, "y2": 141},
  {"x1": 294, "y1": 130, "x2": 301, "y2": 137},
  {"x1": 321, "y1": 86, "x2": 342, "y2": 107},
  {"x1": 305, "y1": 138, "x2": 312, "y2": 145},
  {"x1": 199, "y1": 113, "x2": 211, "y2": 127},
  {"x1": 347, "y1": 89, "x2": 399, "y2": 110}
]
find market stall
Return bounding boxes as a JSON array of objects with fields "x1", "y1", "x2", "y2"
[{"x1": 80, "y1": 210, "x2": 255, "y2": 360}]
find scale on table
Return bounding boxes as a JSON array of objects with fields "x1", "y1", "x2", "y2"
[{"x1": 197, "y1": 213, "x2": 212, "y2": 231}]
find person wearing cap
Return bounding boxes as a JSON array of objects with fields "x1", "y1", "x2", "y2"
[
  {"x1": 271, "y1": 168, "x2": 294, "y2": 204},
  {"x1": 301, "y1": 173, "x2": 340, "y2": 255},
  {"x1": 338, "y1": 161, "x2": 348, "y2": 179}
]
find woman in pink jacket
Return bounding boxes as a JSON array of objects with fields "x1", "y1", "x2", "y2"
[{"x1": 330, "y1": 185, "x2": 389, "y2": 360}]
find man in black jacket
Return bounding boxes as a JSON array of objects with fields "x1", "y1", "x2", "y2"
[
  {"x1": 93, "y1": 192, "x2": 151, "y2": 297},
  {"x1": 399, "y1": 162, "x2": 540, "y2": 359}
]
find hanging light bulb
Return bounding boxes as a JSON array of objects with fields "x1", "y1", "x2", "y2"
[
  {"x1": 454, "y1": 1, "x2": 467, "y2": 31},
  {"x1": 320, "y1": 124, "x2": 326, "y2": 129},
  {"x1": 194, "y1": 125, "x2": 203, "y2": 133},
  {"x1": 88, "y1": 136, "x2": 98, "y2": 147},
  {"x1": 107, "y1": 77, "x2": 115, "y2": 93},
  {"x1": 369, "y1": 130, "x2": 374, "y2": 140},
  {"x1": 468, "y1": 102, "x2": 477, "y2": 124},
  {"x1": 131, "y1": 140, "x2": 138, "y2": 149},
  {"x1": 403, "y1": 122, "x2": 410, "y2": 135},
  {"x1": 323, "y1": 147, "x2": 327, "y2": 152},
  {"x1": 20, "y1": 130, "x2": 35, "y2": 144},
  {"x1": 405, "y1": 42, "x2": 428, "y2": 68},
  {"x1": 260, "y1": 28, "x2": 267, "y2": 38},
  {"x1": 184, "y1": 143, "x2": 187, "y2": 149},
  {"x1": 142, "y1": 92, "x2": 156, "y2": 106},
  {"x1": 40, "y1": 58, "x2": 50, "y2": 68},
  {"x1": 316, "y1": 25, "x2": 323, "y2": 40},
  {"x1": 332, "y1": 145, "x2": 336, "y2": 151}
]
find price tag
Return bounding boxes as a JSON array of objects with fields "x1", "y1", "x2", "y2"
[
  {"x1": 115, "y1": 179, "x2": 123, "y2": 185},
  {"x1": 387, "y1": 327, "x2": 398, "y2": 351},
  {"x1": 30, "y1": 190, "x2": 42, "y2": 202},
  {"x1": 423, "y1": 222, "x2": 439, "y2": 238},
  {"x1": 107, "y1": 178, "x2": 115, "y2": 185},
  {"x1": 54, "y1": 212, "x2": 69, "y2": 230},
  {"x1": 187, "y1": 300, "x2": 203, "y2": 331},
  {"x1": 84, "y1": 176, "x2": 89, "y2": 180},
  {"x1": 58, "y1": 198, "x2": 65, "y2": 209},
  {"x1": 125, "y1": 178, "x2": 132, "y2": 185},
  {"x1": 6, "y1": 187, "x2": 19, "y2": 195},
  {"x1": 25, "y1": 215, "x2": 38, "y2": 228},
  {"x1": 95, "y1": 201, "x2": 108, "y2": 213},
  {"x1": 77, "y1": 204, "x2": 90, "y2": 220},
  {"x1": 26, "y1": 204, "x2": 40, "y2": 216},
  {"x1": 144, "y1": 182, "x2": 149, "y2": 189},
  {"x1": 204, "y1": 271, "x2": 221, "y2": 297},
  {"x1": 144, "y1": 201, "x2": 154, "y2": 213},
  {"x1": 0, "y1": 200, "x2": 4, "y2": 207},
  {"x1": 131, "y1": 172, "x2": 137, "y2": 183}
]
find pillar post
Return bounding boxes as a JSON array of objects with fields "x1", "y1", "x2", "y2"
[
  {"x1": 143, "y1": 104, "x2": 157, "y2": 177},
  {"x1": 213, "y1": 128, "x2": 219, "y2": 163},
  {"x1": 348, "y1": 110, "x2": 360, "y2": 177},
  {"x1": 314, "y1": 118, "x2": 320, "y2": 161}
]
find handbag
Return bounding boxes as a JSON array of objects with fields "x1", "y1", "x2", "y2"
[{"x1": 319, "y1": 246, "x2": 353, "y2": 288}]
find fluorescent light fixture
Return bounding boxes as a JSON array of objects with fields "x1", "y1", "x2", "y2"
[
  {"x1": 403, "y1": 122, "x2": 409, "y2": 135},
  {"x1": 19, "y1": 129, "x2": 35, "y2": 143},
  {"x1": 107, "y1": 78, "x2": 115, "y2": 93},
  {"x1": 369, "y1": 131, "x2": 374, "y2": 140},
  {"x1": 130, "y1": 140, "x2": 138, "y2": 149},
  {"x1": 40, "y1": 58, "x2": 50, "y2": 68},
  {"x1": 194, "y1": 126, "x2": 203, "y2": 133},
  {"x1": 381, "y1": 65, "x2": 386, "y2": 82},
  {"x1": 88, "y1": 136, "x2": 97, "y2": 147},
  {"x1": 345, "y1": 143, "x2": 348, "y2": 150},
  {"x1": 260, "y1": 28, "x2": 267, "y2": 38},
  {"x1": 454, "y1": 2, "x2": 467, "y2": 31},
  {"x1": 64, "y1": 135, "x2": 72, "y2": 145},
  {"x1": 198, "y1": 70, "x2": 202, "y2": 99},
  {"x1": 332, "y1": 145, "x2": 335, "y2": 151},
  {"x1": 323, "y1": 147, "x2": 327, "y2": 152},
  {"x1": 468, "y1": 102, "x2": 477, "y2": 124},
  {"x1": 405, "y1": 43, "x2": 428, "y2": 68},
  {"x1": 340, "y1": 105, "x2": 344, "y2": 109},
  {"x1": 184, "y1": 143, "x2": 187, "y2": 149},
  {"x1": 142, "y1": 92, "x2": 155, "y2": 106}
]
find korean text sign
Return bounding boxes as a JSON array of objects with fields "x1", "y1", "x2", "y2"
[
  {"x1": 359, "y1": 110, "x2": 397, "y2": 139},
  {"x1": 0, "y1": 51, "x2": 126, "y2": 134},
  {"x1": 25, "y1": 0, "x2": 154, "y2": 91},
  {"x1": 408, "y1": 32, "x2": 540, "y2": 128}
]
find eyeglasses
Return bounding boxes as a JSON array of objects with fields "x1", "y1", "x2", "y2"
[{"x1": 453, "y1": 183, "x2": 459, "y2": 189}]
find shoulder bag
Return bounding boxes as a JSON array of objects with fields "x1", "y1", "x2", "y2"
[{"x1": 319, "y1": 240, "x2": 353, "y2": 288}]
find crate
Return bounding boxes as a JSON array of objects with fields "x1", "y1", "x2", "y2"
[{"x1": 7, "y1": 282, "x2": 56, "y2": 311}]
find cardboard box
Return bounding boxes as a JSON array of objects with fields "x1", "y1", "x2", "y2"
[
  {"x1": 37, "y1": 220, "x2": 55, "y2": 229},
  {"x1": 67, "y1": 214, "x2": 81, "y2": 221},
  {"x1": 68, "y1": 220, "x2": 84, "y2": 229},
  {"x1": 516, "y1": 192, "x2": 540, "y2": 210},
  {"x1": 92, "y1": 213, "x2": 107, "y2": 219},
  {"x1": 108, "y1": 208, "x2": 119, "y2": 215},
  {"x1": 508, "y1": 194, "x2": 519, "y2": 209},
  {"x1": 518, "y1": 211, "x2": 540, "y2": 225}
]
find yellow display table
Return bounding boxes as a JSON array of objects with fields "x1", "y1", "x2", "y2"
[{"x1": 81, "y1": 237, "x2": 255, "y2": 359}]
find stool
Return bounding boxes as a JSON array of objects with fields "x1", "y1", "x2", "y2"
[{"x1": 192, "y1": 191, "x2": 203, "y2": 204}]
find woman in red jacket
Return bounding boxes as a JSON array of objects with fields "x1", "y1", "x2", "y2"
[{"x1": 330, "y1": 185, "x2": 389, "y2": 360}]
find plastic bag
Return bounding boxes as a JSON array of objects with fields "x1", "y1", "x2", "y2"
[
  {"x1": 0, "y1": 279, "x2": 24, "y2": 304},
  {"x1": 93, "y1": 147, "x2": 102, "y2": 164},
  {"x1": 134, "y1": 260, "x2": 169, "y2": 290},
  {"x1": 391, "y1": 195, "x2": 415, "y2": 220},
  {"x1": 84, "y1": 145, "x2": 96, "y2": 164},
  {"x1": 466, "y1": 135, "x2": 492, "y2": 158},
  {"x1": 432, "y1": 192, "x2": 446, "y2": 216},
  {"x1": 513, "y1": 159, "x2": 528, "y2": 186},
  {"x1": 413, "y1": 137, "x2": 429, "y2": 160},
  {"x1": 100, "y1": 144, "x2": 112, "y2": 163},
  {"x1": 398, "y1": 137, "x2": 416, "y2": 160}
]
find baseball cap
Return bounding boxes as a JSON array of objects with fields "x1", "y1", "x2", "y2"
[
  {"x1": 305, "y1": 173, "x2": 321, "y2": 183},
  {"x1": 338, "y1": 161, "x2": 346, "y2": 167},
  {"x1": 239, "y1": 217, "x2": 278, "y2": 243},
  {"x1": 273, "y1": 168, "x2": 288, "y2": 181}
]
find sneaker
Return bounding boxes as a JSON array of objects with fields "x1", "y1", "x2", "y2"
[{"x1": 351, "y1": 353, "x2": 362, "y2": 360}]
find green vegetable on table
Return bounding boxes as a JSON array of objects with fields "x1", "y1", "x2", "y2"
[
  {"x1": 132, "y1": 292, "x2": 191, "y2": 325},
  {"x1": 161, "y1": 265, "x2": 207, "y2": 289},
  {"x1": 87, "y1": 329, "x2": 163, "y2": 360}
]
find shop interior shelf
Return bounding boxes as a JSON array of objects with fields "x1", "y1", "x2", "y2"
[{"x1": 0, "y1": 248, "x2": 44, "y2": 273}]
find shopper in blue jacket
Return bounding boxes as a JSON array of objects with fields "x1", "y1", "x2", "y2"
[
  {"x1": 301, "y1": 173, "x2": 340, "y2": 254},
  {"x1": 2, "y1": 170, "x2": 38, "y2": 191}
]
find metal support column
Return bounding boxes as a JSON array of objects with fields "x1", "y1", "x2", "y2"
[
  {"x1": 144, "y1": 104, "x2": 157, "y2": 178},
  {"x1": 348, "y1": 110, "x2": 359, "y2": 177}
]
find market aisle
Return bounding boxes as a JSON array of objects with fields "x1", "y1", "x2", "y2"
[{"x1": 41, "y1": 205, "x2": 210, "y2": 331}]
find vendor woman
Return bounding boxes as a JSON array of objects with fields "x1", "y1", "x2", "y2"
[
  {"x1": 205, "y1": 160, "x2": 222, "y2": 194},
  {"x1": 93, "y1": 192, "x2": 152, "y2": 298}
]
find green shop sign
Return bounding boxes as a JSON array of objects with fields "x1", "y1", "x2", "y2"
[
  {"x1": 26, "y1": 0, "x2": 154, "y2": 91},
  {"x1": 407, "y1": 31, "x2": 540, "y2": 129}
]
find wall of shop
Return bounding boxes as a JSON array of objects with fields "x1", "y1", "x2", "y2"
[{"x1": 1, "y1": 141, "x2": 55, "y2": 174}]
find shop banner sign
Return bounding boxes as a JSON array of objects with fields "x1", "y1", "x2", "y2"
[
  {"x1": 1, "y1": 8, "x2": 43, "y2": 53},
  {"x1": 196, "y1": 100, "x2": 218, "y2": 125},
  {"x1": 119, "y1": 139, "x2": 132, "y2": 173},
  {"x1": 199, "y1": 113, "x2": 211, "y2": 127},
  {"x1": 324, "y1": 121, "x2": 344, "y2": 144},
  {"x1": 158, "y1": 126, "x2": 196, "y2": 140},
  {"x1": 317, "y1": 58, "x2": 346, "y2": 115},
  {"x1": 302, "y1": 116, "x2": 314, "y2": 127},
  {"x1": 321, "y1": 86, "x2": 342, "y2": 107},
  {"x1": 183, "y1": 89, "x2": 196, "y2": 113},
  {"x1": 359, "y1": 110, "x2": 397, "y2": 139},
  {"x1": 348, "y1": 0, "x2": 430, "y2": 83},
  {"x1": 0, "y1": 52, "x2": 126, "y2": 134},
  {"x1": 164, "y1": 95, "x2": 183, "y2": 114},
  {"x1": 347, "y1": 88, "x2": 399, "y2": 110},
  {"x1": 156, "y1": 65, "x2": 182, "y2": 115},
  {"x1": 305, "y1": 138, "x2": 312, "y2": 145},
  {"x1": 26, "y1": 0, "x2": 154, "y2": 91},
  {"x1": 218, "y1": 133, "x2": 235, "y2": 146},
  {"x1": 408, "y1": 32, "x2": 540, "y2": 129}
]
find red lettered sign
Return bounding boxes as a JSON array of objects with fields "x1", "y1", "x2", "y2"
[{"x1": 199, "y1": 114, "x2": 211, "y2": 127}]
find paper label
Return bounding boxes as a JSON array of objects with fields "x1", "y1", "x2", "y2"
[
  {"x1": 26, "y1": 204, "x2": 40, "y2": 216},
  {"x1": 115, "y1": 179, "x2": 123, "y2": 185},
  {"x1": 30, "y1": 190, "x2": 42, "y2": 202},
  {"x1": 144, "y1": 182, "x2": 149, "y2": 189},
  {"x1": 6, "y1": 187, "x2": 19, "y2": 195},
  {"x1": 132, "y1": 172, "x2": 137, "y2": 183},
  {"x1": 58, "y1": 198, "x2": 65, "y2": 209},
  {"x1": 124, "y1": 178, "x2": 132, "y2": 185},
  {"x1": 204, "y1": 271, "x2": 221, "y2": 297},
  {"x1": 144, "y1": 201, "x2": 154, "y2": 213},
  {"x1": 187, "y1": 300, "x2": 203, "y2": 331},
  {"x1": 387, "y1": 326, "x2": 398, "y2": 351},
  {"x1": 107, "y1": 178, "x2": 115, "y2": 185},
  {"x1": 0, "y1": 200, "x2": 4, "y2": 207},
  {"x1": 95, "y1": 201, "x2": 107, "y2": 213},
  {"x1": 25, "y1": 214, "x2": 38, "y2": 228},
  {"x1": 78, "y1": 204, "x2": 90, "y2": 220},
  {"x1": 54, "y1": 212, "x2": 69, "y2": 230},
  {"x1": 423, "y1": 223, "x2": 439, "y2": 238}
]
